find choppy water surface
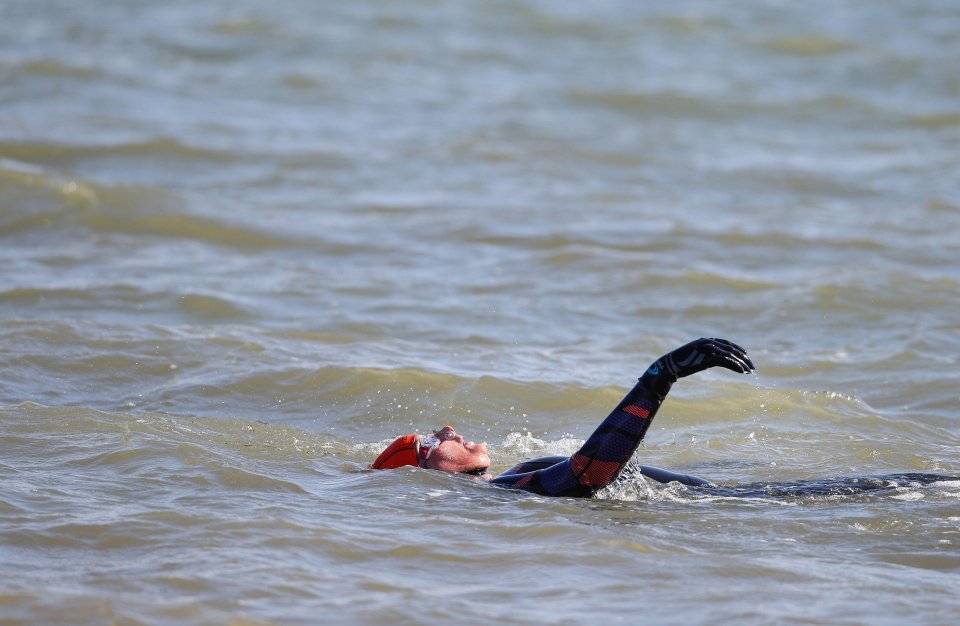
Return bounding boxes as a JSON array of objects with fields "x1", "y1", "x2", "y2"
[{"x1": 2, "y1": 1, "x2": 959, "y2": 624}]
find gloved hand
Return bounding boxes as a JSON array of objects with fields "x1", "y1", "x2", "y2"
[{"x1": 640, "y1": 338, "x2": 754, "y2": 398}]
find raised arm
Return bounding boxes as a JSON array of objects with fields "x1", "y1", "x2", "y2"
[{"x1": 490, "y1": 338, "x2": 754, "y2": 497}]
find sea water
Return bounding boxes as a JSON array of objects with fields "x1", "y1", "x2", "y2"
[{"x1": 2, "y1": 1, "x2": 959, "y2": 624}]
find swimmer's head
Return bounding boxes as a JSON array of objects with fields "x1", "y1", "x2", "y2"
[
  {"x1": 371, "y1": 426, "x2": 490, "y2": 474},
  {"x1": 370, "y1": 433, "x2": 444, "y2": 469}
]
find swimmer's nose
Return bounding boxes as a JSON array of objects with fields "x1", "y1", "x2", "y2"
[
  {"x1": 434, "y1": 426, "x2": 466, "y2": 444},
  {"x1": 434, "y1": 425, "x2": 458, "y2": 441}
]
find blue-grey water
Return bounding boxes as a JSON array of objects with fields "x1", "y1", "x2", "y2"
[{"x1": 2, "y1": 1, "x2": 959, "y2": 624}]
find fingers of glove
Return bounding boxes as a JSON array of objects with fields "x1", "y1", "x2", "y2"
[
  {"x1": 704, "y1": 347, "x2": 754, "y2": 374},
  {"x1": 713, "y1": 352, "x2": 753, "y2": 374},
  {"x1": 706, "y1": 338, "x2": 755, "y2": 371},
  {"x1": 709, "y1": 337, "x2": 746, "y2": 355},
  {"x1": 687, "y1": 340, "x2": 752, "y2": 374},
  {"x1": 664, "y1": 338, "x2": 755, "y2": 378}
]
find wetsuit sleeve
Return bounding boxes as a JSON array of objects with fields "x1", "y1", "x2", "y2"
[
  {"x1": 489, "y1": 374, "x2": 670, "y2": 497},
  {"x1": 490, "y1": 338, "x2": 753, "y2": 498}
]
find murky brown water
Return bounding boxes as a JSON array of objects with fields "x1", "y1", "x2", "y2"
[{"x1": 2, "y1": 1, "x2": 959, "y2": 623}]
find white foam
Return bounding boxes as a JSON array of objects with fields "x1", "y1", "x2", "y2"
[{"x1": 890, "y1": 490, "x2": 924, "y2": 501}]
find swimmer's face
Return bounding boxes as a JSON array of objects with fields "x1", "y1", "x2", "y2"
[{"x1": 423, "y1": 425, "x2": 491, "y2": 474}]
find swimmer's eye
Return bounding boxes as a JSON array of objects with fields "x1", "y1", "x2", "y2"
[
  {"x1": 420, "y1": 435, "x2": 441, "y2": 450},
  {"x1": 417, "y1": 435, "x2": 442, "y2": 466}
]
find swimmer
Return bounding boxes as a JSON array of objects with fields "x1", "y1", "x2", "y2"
[{"x1": 371, "y1": 338, "x2": 754, "y2": 497}]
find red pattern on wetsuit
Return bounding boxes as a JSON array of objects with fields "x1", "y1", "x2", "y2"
[
  {"x1": 622, "y1": 404, "x2": 650, "y2": 419},
  {"x1": 570, "y1": 454, "x2": 621, "y2": 487},
  {"x1": 511, "y1": 473, "x2": 533, "y2": 488}
]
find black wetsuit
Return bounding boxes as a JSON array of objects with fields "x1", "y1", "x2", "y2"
[
  {"x1": 490, "y1": 375, "x2": 683, "y2": 496},
  {"x1": 489, "y1": 338, "x2": 749, "y2": 497},
  {"x1": 488, "y1": 339, "x2": 954, "y2": 498},
  {"x1": 494, "y1": 453, "x2": 953, "y2": 498}
]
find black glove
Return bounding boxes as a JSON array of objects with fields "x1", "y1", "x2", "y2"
[{"x1": 640, "y1": 338, "x2": 754, "y2": 398}]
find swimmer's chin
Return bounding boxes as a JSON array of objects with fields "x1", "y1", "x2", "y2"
[{"x1": 462, "y1": 468, "x2": 493, "y2": 480}]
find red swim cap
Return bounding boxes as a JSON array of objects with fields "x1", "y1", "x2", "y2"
[{"x1": 371, "y1": 434, "x2": 421, "y2": 469}]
